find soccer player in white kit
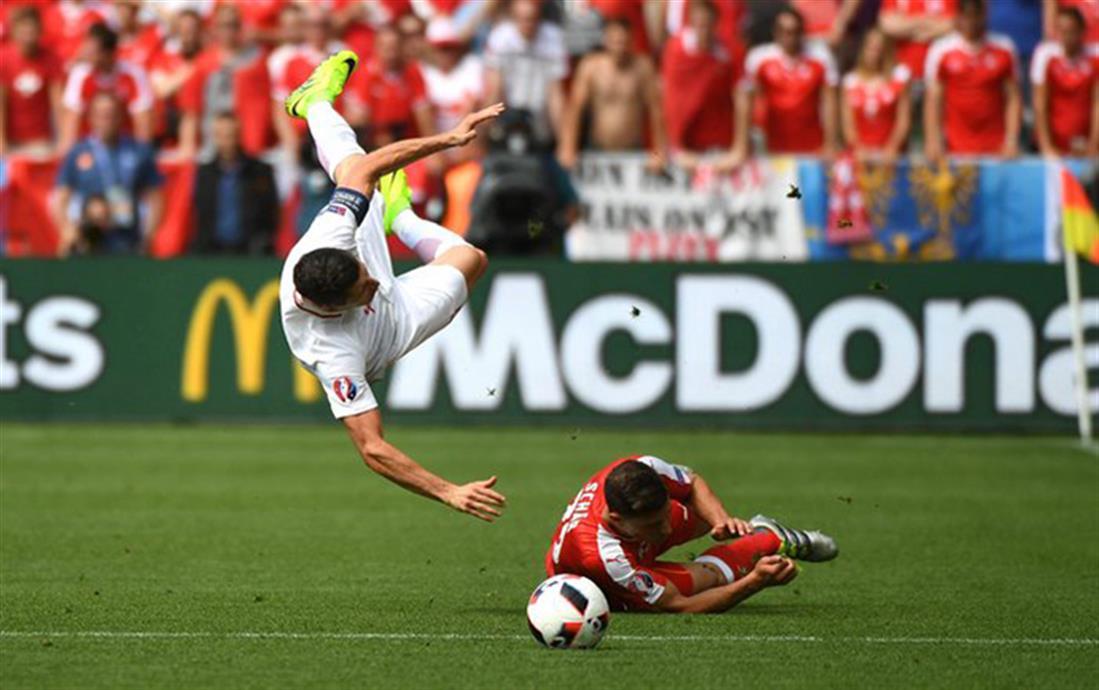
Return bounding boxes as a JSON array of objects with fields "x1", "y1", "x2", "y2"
[{"x1": 278, "y1": 50, "x2": 507, "y2": 522}]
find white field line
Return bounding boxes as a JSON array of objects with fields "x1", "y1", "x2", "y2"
[{"x1": 0, "y1": 630, "x2": 1095, "y2": 647}]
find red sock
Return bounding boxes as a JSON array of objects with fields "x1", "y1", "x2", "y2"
[{"x1": 695, "y1": 530, "x2": 781, "y2": 582}]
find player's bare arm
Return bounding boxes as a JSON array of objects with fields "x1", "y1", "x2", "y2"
[
  {"x1": 684, "y1": 471, "x2": 752, "y2": 540},
  {"x1": 654, "y1": 555, "x2": 798, "y2": 614},
  {"x1": 334, "y1": 103, "x2": 505, "y2": 194},
  {"x1": 343, "y1": 409, "x2": 506, "y2": 522}
]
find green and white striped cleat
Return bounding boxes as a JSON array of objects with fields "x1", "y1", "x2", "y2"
[
  {"x1": 750, "y1": 514, "x2": 838, "y2": 562},
  {"x1": 284, "y1": 50, "x2": 358, "y2": 119},
  {"x1": 379, "y1": 169, "x2": 411, "y2": 236}
]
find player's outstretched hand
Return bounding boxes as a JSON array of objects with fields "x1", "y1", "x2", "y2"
[
  {"x1": 444, "y1": 476, "x2": 507, "y2": 522},
  {"x1": 449, "y1": 103, "x2": 506, "y2": 147},
  {"x1": 751, "y1": 555, "x2": 798, "y2": 588},
  {"x1": 709, "y1": 516, "x2": 753, "y2": 541}
]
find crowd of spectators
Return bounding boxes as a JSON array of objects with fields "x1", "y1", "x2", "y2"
[{"x1": 0, "y1": 0, "x2": 1097, "y2": 256}]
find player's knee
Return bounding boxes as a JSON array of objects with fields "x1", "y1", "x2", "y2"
[{"x1": 471, "y1": 246, "x2": 488, "y2": 276}]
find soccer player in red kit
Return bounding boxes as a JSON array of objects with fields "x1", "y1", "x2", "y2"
[
  {"x1": 923, "y1": 0, "x2": 1021, "y2": 159},
  {"x1": 545, "y1": 456, "x2": 838, "y2": 613},
  {"x1": 1032, "y1": 6, "x2": 1099, "y2": 157}
]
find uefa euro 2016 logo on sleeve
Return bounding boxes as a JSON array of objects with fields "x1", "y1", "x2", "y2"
[{"x1": 332, "y1": 376, "x2": 358, "y2": 403}]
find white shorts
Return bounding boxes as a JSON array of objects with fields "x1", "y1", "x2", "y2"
[{"x1": 396, "y1": 263, "x2": 469, "y2": 355}]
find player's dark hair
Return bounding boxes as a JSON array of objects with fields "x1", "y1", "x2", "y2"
[
  {"x1": 293, "y1": 248, "x2": 360, "y2": 308},
  {"x1": 88, "y1": 22, "x2": 118, "y2": 53},
  {"x1": 775, "y1": 5, "x2": 805, "y2": 31},
  {"x1": 605, "y1": 461, "x2": 668, "y2": 517},
  {"x1": 1057, "y1": 6, "x2": 1085, "y2": 29},
  {"x1": 957, "y1": 0, "x2": 985, "y2": 15}
]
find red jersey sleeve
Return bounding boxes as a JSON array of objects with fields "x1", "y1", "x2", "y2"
[
  {"x1": 178, "y1": 53, "x2": 214, "y2": 114},
  {"x1": 590, "y1": 528, "x2": 670, "y2": 609},
  {"x1": 633, "y1": 455, "x2": 693, "y2": 502},
  {"x1": 408, "y1": 63, "x2": 428, "y2": 109}
]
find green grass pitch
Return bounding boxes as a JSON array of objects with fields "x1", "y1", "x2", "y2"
[{"x1": 1, "y1": 424, "x2": 1097, "y2": 689}]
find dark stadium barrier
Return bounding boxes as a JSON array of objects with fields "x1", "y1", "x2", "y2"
[{"x1": 1, "y1": 259, "x2": 1096, "y2": 431}]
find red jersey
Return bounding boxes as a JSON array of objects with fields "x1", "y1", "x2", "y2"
[
  {"x1": 661, "y1": 28, "x2": 740, "y2": 152},
  {"x1": 925, "y1": 32, "x2": 1018, "y2": 154},
  {"x1": 62, "y1": 60, "x2": 153, "y2": 136},
  {"x1": 117, "y1": 24, "x2": 164, "y2": 70},
  {"x1": 147, "y1": 39, "x2": 198, "y2": 146},
  {"x1": 792, "y1": 0, "x2": 842, "y2": 39},
  {"x1": 545, "y1": 455, "x2": 698, "y2": 611},
  {"x1": 881, "y1": 0, "x2": 957, "y2": 79},
  {"x1": 843, "y1": 64, "x2": 911, "y2": 149},
  {"x1": 0, "y1": 43, "x2": 63, "y2": 145},
  {"x1": 743, "y1": 42, "x2": 838, "y2": 154},
  {"x1": 663, "y1": 0, "x2": 746, "y2": 58},
  {"x1": 179, "y1": 44, "x2": 273, "y2": 155},
  {"x1": 1030, "y1": 41, "x2": 1096, "y2": 152},
  {"x1": 345, "y1": 58, "x2": 429, "y2": 136},
  {"x1": 40, "y1": 0, "x2": 109, "y2": 67}
]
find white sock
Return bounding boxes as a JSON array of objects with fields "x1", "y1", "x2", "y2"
[
  {"x1": 306, "y1": 101, "x2": 365, "y2": 182},
  {"x1": 393, "y1": 209, "x2": 470, "y2": 264}
]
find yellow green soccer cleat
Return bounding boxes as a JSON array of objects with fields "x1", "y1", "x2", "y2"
[
  {"x1": 284, "y1": 50, "x2": 359, "y2": 118},
  {"x1": 379, "y1": 169, "x2": 412, "y2": 236}
]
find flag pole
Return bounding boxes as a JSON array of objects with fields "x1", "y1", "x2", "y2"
[{"x1": 1062, "y1": 232, "x2": 1093, "y2": 444}]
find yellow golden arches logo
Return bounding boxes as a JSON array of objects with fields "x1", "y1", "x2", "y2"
[{"x1": 180, "y1": 278, "x2": 320, "y2": 403}]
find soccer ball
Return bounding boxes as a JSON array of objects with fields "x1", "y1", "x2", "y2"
[{"x1": 526, "y1": 574, "x2": 610, "y2": 649}]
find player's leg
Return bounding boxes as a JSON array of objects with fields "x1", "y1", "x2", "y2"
[
  {"x1": 284, "y1": 50, "x2": 368, "y2": 189},
  {"x1": 646, "y1": 529, "x2": 785, "y2": 599},
  {"x1": 380, "y1": 170, "x2": 487, "y2": 292}
]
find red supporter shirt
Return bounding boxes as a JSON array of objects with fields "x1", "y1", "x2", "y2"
[
  {"x1": 663, "y1": 0, "x2": 745, "y2": 58},
  {"x1": 0, "y1": 43, "x2": 63, "y2": 144},
  {"x1": 661, "y1": 28, "x2": 740, "y2": 152},
  {"x1": 117, "y1": 24, "x2": 164, "y2": 70},
  {"x1": 62, "y1": 61, "x2": 153, "y2": 136},
  {"x1": 147, "y1": 39, "x2": 198, "y2": 146},
  {"x1": 843, "y1": 64, "x2": 911, "y2": 149},
  {"x1": 742, "y1": 42, "x2": 838, "y2": 154},
  {"x1": 1031, "y1": 41, "x2": 1096, "y2": 152},
  {"x1": 345, "y1": 58, "x2": 428, "y2": 136},
  {"x1": 925, "y1": 32, "x2": 1018, "y2": 154},
  {"x1": 793, "y1": 0, "x2": 841, "y2": 39},
  {"x1": 545, "y1": 456, "x2": 697, "y2": 611},
  {"x1": 179, "y1": 45, "x2": 273, "y2": 155},
  {"x1": 881, "y1": 0, "x2": 957, "y2": 79},
  {"x1": 230, "y1": 0, "x2": 287, "y2": 35},
  {"x1": 40, "y1": 0, "x2": 109, "y2": 67}
]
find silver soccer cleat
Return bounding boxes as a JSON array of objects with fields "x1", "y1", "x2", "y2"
[{"x1": 750, "y1": 514, "x2": 839, "y2": 562}]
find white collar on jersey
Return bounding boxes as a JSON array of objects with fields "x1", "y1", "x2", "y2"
[{"x1": 293, "y1": 291, "x2": 347, "y2": 319}]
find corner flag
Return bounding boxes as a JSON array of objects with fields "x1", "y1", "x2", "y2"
[{"x1": 1059, "y1": 165, "x2": 1097, "y2": 445}]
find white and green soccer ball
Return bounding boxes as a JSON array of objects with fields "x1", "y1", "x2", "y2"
[{"x1": 526, "y1": 574, "x2": 610, "y2": 649}]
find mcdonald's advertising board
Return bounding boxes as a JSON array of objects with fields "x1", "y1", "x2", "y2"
[{"x1": 1, "y1": 259, "x2": 1096, "y2": 431}]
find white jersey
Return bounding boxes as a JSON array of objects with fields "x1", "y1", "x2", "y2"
[{"x1": 279, "y1": 188, "x2": 467, "y2": 418}]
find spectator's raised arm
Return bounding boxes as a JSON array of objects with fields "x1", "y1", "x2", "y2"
[
  {"x1": 557, "y1": 56, "x2": 593, "y2": 169},
  {"x1": 642, "y1": 55, "x2": 668, "y2": 169}
]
